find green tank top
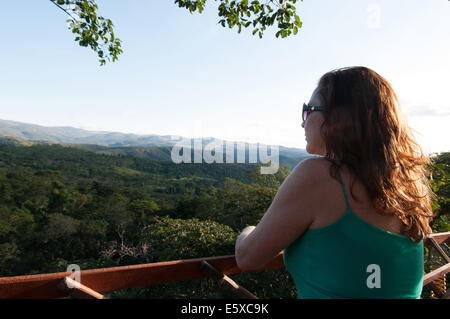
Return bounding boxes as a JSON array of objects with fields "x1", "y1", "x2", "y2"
[{"x1": 283, "y1": 168, "x2": 424, "y2": 299}]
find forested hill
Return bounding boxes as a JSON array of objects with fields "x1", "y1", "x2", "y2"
[
  {"x1": 0, "y1": 142, "x2": 263, "y2": 187},
  {"x1": 0, "y1": 141, "x2": 294, "y2": 295},
  {"x1": 0, "y1": 118, "x2": 311, "y2": 166},
  {"x1": 0, "y1": 142, "x2": 294, "y2": 225},
  {"x1": 0, "y1": 132, "x2": 311, "y2": 170}
]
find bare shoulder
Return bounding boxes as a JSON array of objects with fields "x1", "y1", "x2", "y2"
[{"x1": 291, "y1": 157, "x2": 333, "y2": 183}]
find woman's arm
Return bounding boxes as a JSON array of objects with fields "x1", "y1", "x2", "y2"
[
  {"x1": 234, "y1": 158, "x2": 325, "y2": 271},
  {"x1": 235, "y1": 226, "x2": 256, "y2": 252}
]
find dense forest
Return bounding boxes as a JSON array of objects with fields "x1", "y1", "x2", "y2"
[{"x1": 0, "y1": 142, "x2": 448, "y2": 298}]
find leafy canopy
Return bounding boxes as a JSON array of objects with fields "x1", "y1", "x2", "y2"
[
  {"x1": 50, "y1": 0, "x2": 123, "y2": 66},
  {"x1": 50, "y1": 0, "x2": 303, "y2": 65},
  {"x1": 174, "y1": 0, "x2": 303, "y2": 38}
]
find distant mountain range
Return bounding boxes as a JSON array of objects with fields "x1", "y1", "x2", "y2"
[{"x1": 0, "y1": 118, "x2": 313, "y2": 169}]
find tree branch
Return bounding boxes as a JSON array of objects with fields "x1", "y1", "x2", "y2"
[{"x1": 49, "y1": 0, "x2": 78, "y2": 21}]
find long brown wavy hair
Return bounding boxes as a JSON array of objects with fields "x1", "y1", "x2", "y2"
[{"x1": 316, "y1": 66, "x2": 436, "y2": 242}]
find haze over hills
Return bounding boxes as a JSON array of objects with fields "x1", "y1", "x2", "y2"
[
  {"x1": 0, "y1": 118, "x2": 313, "y2": 169},
  {"x1": 0, "y1": 118, "x2": 176, "y2": 146}
]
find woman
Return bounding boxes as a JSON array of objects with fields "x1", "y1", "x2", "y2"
[{"x1": 235, "y1": 66, "x2": 436, "y2": 298}]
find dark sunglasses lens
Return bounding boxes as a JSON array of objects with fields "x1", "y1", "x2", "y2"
[{"x1": 303, "y1": 110, "x2": 308, "y2": 122}]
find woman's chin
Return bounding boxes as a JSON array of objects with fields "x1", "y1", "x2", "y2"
[
  {"x1": 305, "y1": 143, "x2": 314, "y2": 154},
  {"x1": 306, "y1": 143, "x2": 324, "y2": 156}
]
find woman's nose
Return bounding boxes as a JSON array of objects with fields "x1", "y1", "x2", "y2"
[{"x1": 301, "y1": 121, "x2": 305, "y2": 128}]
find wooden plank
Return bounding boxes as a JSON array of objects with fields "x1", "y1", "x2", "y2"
[
  {"x1": 429, "y1": 238, "x2": 450, "y2": 263},
  {"x1": 200, "y1": 260, "x2": 258, "y2": 299},
  {"x1": 423, "y1": 263, "x2": 450, "y2": 286},
  {"x1": 0, "y1": 253, "x2": 284, "y2": 299},
  {"x1": 219, "y1": 275, "x2": 258, "y2": 299},
  {"x1": 426, "y1": 232, "x2": 450, "y2": 245},
  {"x1": 58, "y1": 277, "x2": 106, "y2": 299}
]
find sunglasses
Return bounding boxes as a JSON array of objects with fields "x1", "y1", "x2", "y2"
[{"x1": 302, "y1": 103, "x2": 325, "y2": 122}]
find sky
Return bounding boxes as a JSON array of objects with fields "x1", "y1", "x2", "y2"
[{"x1": 0, "y1": 0, "x2": 449, "y2": 155}]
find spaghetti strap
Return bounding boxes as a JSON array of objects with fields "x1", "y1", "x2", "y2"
[{"x1": 337, "y1": 168, "x2": 351, "y2": 211}]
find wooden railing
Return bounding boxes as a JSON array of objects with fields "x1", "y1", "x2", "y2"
[{"x1": 0, "y1": 232, "x2": 449, "y2": 299}]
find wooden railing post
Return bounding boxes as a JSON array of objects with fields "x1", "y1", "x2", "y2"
[
  {"x1": 199, "y1": 260, "x2": 258, "y2": 299},
  {"x1": 57, "y1": 277, "x2": 106, "y2": 299},
  {"x1": 424, "y1": 235, "x2": 450, "y2": 299}
]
